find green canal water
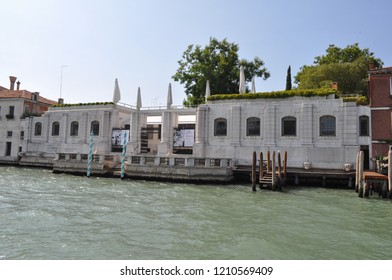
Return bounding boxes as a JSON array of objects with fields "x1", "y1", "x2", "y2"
[{"x1": 1, "y1": 166, "x2": 391, "y2": 260}]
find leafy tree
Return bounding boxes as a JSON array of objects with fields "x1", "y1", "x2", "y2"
[
  {"x1": 285, "y1": 65, "x2": 292, "y2": 90},
  {"x1": 172, "y1": 37, "x2": 270, "y2": 106},
  {"x1": 295, "y1": 43, "x2": 383, "y2": 95}
]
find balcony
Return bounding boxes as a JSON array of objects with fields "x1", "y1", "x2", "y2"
[{"x1": 5, "y1": 114, "x2": 14, "y2": 120}]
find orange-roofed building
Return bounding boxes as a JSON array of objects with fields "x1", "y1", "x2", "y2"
[{"x1": 0, "y1": 76, "x2": 57, "y2": 163}]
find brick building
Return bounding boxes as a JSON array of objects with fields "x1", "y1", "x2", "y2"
[{"x1": 368, "y1": 66, "x2": 392, "y2": 158}]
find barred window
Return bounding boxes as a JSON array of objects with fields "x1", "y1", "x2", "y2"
[
  {"x1": 214, "y1": 118, "x2": 227, "y2": 136},
  {"x1": 282, "y1": 116, "x2": 296, "y2": 136},
  {"x1": 91, "y1": 121, "x2": 100, "y2": 136},
  {"x1": 359, "y1": 115, "x2": 369, "y2": 136},
  {"x1": 34, "y1": 122, "x2": 42, "y2": 136},
  {"x1": 320, "y1": 115, "x2": 336, "y2": 136},
  {"x1": 246, "y1": 117, "x2": 260, "y2": 136},
  {"x1": 52, "y1": 122, "x2": 60, "y2": 136},
  {"x1": 70, "y1": 121, "x2": 79, "y2": 136}
]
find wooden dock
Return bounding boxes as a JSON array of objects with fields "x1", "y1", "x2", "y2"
[
  {"x1": 356, "y1": 150, "x2": 392, "y2": 199},
  {"x1": 363, "y1": 171, "x2": 388, "y2": 181},
  {"x1": 251, "y1": 150, "x2": 287, "y2": 191}
]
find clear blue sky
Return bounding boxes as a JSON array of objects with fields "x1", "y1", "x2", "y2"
[{"x1": 1, "y1": 0, "x2": 391, "y2": 106}]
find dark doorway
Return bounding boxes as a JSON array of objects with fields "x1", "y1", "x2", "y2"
[
  {"x1": 360, "y1": 145, "x2": 370, "y2": 170},
  {"x1": 5, "y1": 142, "x2": 12, "y2": 156}
]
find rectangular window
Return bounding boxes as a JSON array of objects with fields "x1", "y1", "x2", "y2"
[
  {"x1": 247, "y1": 117, "x2": 261, "y2": 136},
  {"x1": 319, "y1": 115, "x2": 336, "y2": 136},
  {"x1": 214, "y1": 118, "x2": 227, "y2": 136},
  {"x1": 7, "y1": 131, "x2": 12, "y2": 137},
  {"x1": 6, "y1": 106, "x2": 15, "y2": 119},
  {"x1": 20, "y1": 131, "x2": 24, "y2": 140},
  {"x1": 390, "y1": 77, "x2": 392, "y2": 95},
  {"x1": 282, "y1": 116, "x2": 296, "y2": 136},
  {"x1": 5, "y1": 142, "x2": 12, "y2": 156},
  {"x1": 359, "y1": 116, "x2": 369, "y2": 136}
]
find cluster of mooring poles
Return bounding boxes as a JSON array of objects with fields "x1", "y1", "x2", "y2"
[
  {"x1": 87, "y1": 130, "x2": 128, "y2": 179},
  {"x1": 251, "y1": 150, "x2": 287, "y2": 192},
  {"x1": 355, "y1": 150, "x2": 392, "y2": 199}
]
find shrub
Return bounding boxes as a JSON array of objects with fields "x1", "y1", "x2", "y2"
[
  {"x1": 207, "y1": 88, "x2": 337, "y2": 101},
  {"x1": 342, "y1": 95, "x2": 369, "y2": 105},
  {"x1": 53, "y1": 102, "x2": 115, "y2": 107}
]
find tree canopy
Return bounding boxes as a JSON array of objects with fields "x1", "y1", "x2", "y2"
[
  {"x1": 295, "y1": 43, "x2": 383, "y2": 95},
  {"x1": 172, "y1": 38, "x2": 270, "y2": 106}
]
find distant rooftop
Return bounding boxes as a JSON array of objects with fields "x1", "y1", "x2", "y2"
[
  {"x1": 0, "y1": 75, "x2": 57, "y2": 105},
  {"x1": 368, "y1": 66, "x2": 392, "y2": 75},
  {"x1": 0, "y1": 89, "x2": 57, "y2": 105}
]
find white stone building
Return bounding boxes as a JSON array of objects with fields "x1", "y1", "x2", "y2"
[
  {"x1": 13, "y1": 77, "x2": 371, "y2": 173},
  {"x1": 193, "y1": 94, "x2": 371, "y2": 169},
  {"x1": 20, "y1": 103, "x2": 132, "y2": 158}
]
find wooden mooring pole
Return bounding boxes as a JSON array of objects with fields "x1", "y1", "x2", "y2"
[
  {"x1": 259, "y1": 152, "x2": 264, "y2": 189},
  {"x1": 355, "y1": 151, "x2": 359, "y2": 192},
  {"x1": 267, "y1": 151, "x2": 271, "y2": 173},
  {"x1": 283, "y1": 151, "x2": 287, "y2": 185},
  {"x1": 358, "y1": 151, "x2": 364, "y2": 198},
  {"x1": 389, "y1": 150, "x2": 392, "y2": 199},
  {"x1": 252, "y1": 151, "x2": 257, "y2": 192},
  {"x1": 272, "y1": 151, "x2": 276, "y2": 191}
]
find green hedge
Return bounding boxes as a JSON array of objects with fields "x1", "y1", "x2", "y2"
[
  {"x1": 342, "y1": 96, "x2": 369, "y2": 105},
  {"x1": 53, "y1": 102, "x2": 114, "y2": 107},
  {"x1": 207, "y1": 88, "x2": 337, "y2": 101}
]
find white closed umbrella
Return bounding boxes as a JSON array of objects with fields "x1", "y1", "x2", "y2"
[
  {"x1": 205, "y1": 80, "x2": 210, "y2": 101},
  {"x1": 113, "y1": 78, "x2": 121, "y2": 104},
  {"x1": 167, "y1": 83, "x2": 173, "y2": 109},
  {"x1": 136, "y1": 87, "x2": 142, "y2": 110},
  {"x1": 251, "y1": 77, "x2": 256, "y2": 93},
  {"x1": 239, "y1": 66, "x2": 246, "y2": 94}
]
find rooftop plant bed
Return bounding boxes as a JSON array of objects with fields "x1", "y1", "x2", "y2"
[
  {"x1": 53, "y1": 102, "x2": 114, "y2": 107},
  {"x1": 341, "y1": 95, "x2": 369, "y2": 105},
  {"x1": 207, "y1": 88, "x2": 337, "y2": 102}
]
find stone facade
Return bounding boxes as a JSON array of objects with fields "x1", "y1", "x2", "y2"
[
  {"x1": 193, "y1": 94, "x2": 371, "y2": 169},
  {"x1": 20, "y1": 103, "x2": 131, "y2": 158},
  {"x1": 0, "y1": 76, "x2": 57, "y2": 163},
  {"x1": 1, "y1": 75, "x2": 372, "y2": 172}
]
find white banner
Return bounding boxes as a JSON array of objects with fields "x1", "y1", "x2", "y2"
[{"x1": 0, "y1": 260, "x2": 391, "y2": 280}]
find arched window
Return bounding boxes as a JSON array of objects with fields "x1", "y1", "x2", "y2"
[
  {"x1": 281, "y1": 116, "x2": 296, "y2": 136},
  {"x1": 320, "y1": 115, "x2": 336, "y2": 136},
  {"x1": 34, "y1": 122, "x2": 42, "y2": 136},
  {"x1": 214, "y1": 118, "x2": 227, "y2": 136},
  {"x1": 52, "y1": 122, "x2": 60, "y2": 136},
  {"x1": 359, "y1": 115, "x2": 369, "y2": 136},
  {"x1": 246, "y1": 117, "x2": 260, "y2": 136},
  {"x1": 91, "y1": 121, "x2": 100, "y2": 136},
  {"x1": 70, "y1": 121, "x2": 79, "y2": 136}
]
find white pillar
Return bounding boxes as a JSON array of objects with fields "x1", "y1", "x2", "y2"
[{"x1": 158, "y1": 111, "x2": 172, "y2": 156}]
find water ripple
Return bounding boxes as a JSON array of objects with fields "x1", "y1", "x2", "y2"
[{"x1": 1, "y1": 166, "x2": 392, "y2": 259}]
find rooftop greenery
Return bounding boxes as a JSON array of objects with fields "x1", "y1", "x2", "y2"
[
  {"x1": 206, "y1": 88, "x2": 337, "y2": 101},
  {"x1": 53, "y1": 102, "x2": 114, "y2": 107},
  {"x1": 206, "y1": 88, "x2": 369, "y2": 106},
  {"x1": 341, "y1": 95, "x2": 369, "y2": 105}
]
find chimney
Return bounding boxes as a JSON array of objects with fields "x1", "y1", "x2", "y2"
[
  {"x1": 9, "y1": 76, "x2": 17, "y2": 90},
  {"x1": 16, "y1": 81, "x2": 20, "y2": 90},
  {"x1": 332, "y1": 82, "x2": 338, "y2": 91},
  {"x1": 369, "y1": 62, "x2": 375, "y2": 70}
]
